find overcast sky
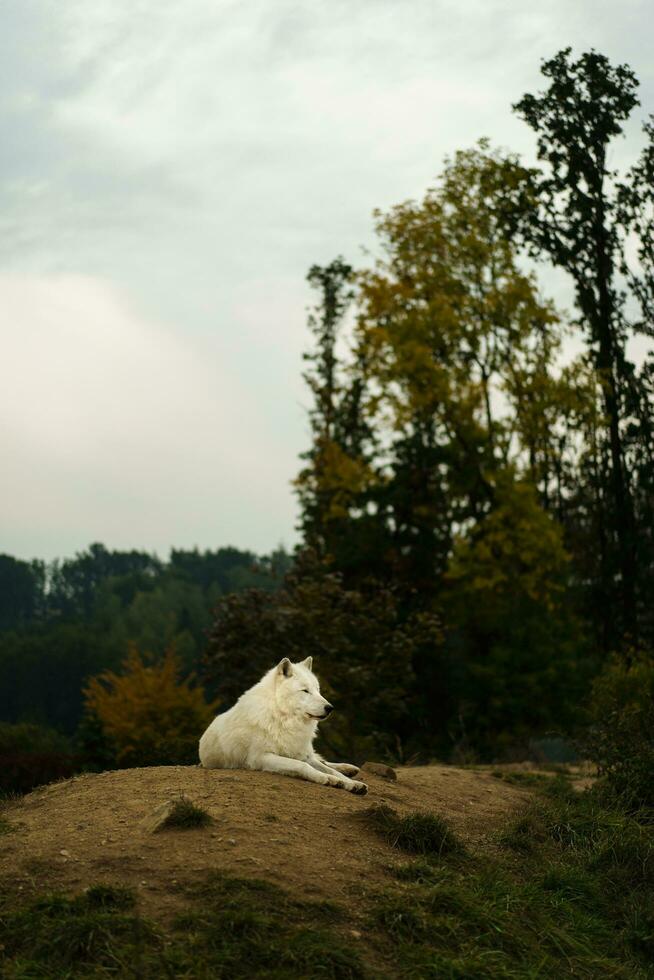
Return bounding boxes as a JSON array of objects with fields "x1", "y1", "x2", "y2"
[{"x1": 1, "y1": 0, "x2": 653, "y2": 562}]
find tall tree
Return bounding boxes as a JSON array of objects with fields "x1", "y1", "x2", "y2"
[
  {"x1": 352, "y1": 144, "x2": 563, "y2": 598},
  {"x1": 295, "y1": 258, "x2": 377, "y2": 576},
  {"x1": 514, "y1": 48, "x2": 654, "y2": 645}
]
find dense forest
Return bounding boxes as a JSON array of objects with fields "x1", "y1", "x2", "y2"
[
  {"x1": 2, "y1": 48, "x2": 654, "y2": 790},
  {"x1": 0, "y1": 544, "x2": 290, "y2": 781}
]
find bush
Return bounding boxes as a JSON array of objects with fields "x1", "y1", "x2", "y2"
[
  {"x1": 0, "y1": 723, "x2": 78, "y2": 795},
  {"x1": 585, "y1": 647, "x2": 654, "y2": 810},
  {"x1": 83, "y1": 646, "x2": 218, "y2": 767}
]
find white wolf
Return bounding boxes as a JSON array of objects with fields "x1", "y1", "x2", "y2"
[{"x1": 199, "y1": 657, "x2": 368, "y2": 794}]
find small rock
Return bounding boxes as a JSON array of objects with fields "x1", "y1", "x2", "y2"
[
  {"x1": 227, "y1": 838, "x2": 237, "y2": 845},
  {"x1": 361, "y1": 762, "x2": 398, "y2": 781},
  {"x1": 350, "y1": 929, "x2": 362, "y2": 939},
  {"x1": 140, "y1": 800, "x2": 179, "y2": 834},
  {"x1": 59, "y1": 849, "x2": 70, "y2": 857}
]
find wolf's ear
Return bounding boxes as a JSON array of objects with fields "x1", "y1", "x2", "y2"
[
  {"x1": 277, "y1": 657, "x2": 293, "y2": 678},
  {"x1": 301, "y1": 656, "x2": 313, "y2": 671}
]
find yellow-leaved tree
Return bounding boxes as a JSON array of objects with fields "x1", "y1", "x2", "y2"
[{"x1": 83, "y1": 645, "x2": 218, "y2": 767}]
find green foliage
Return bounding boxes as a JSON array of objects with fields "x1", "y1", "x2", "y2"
[
  {"x1": 0, "y1": 722, "x2": 71, "y2": 756},
  {"x1": 585, "y1": 648, "x2": 654, "y2": 810},
  {"x1": 361, "y1": 803, "x2": 464, "y2": 856},
  {"x1": 0, "y1": 622, "x2": 122, "y2": 735},
  {"x1": 0, "y1": 722, "x2": 78, "y2": 795},
  {"x1": 443, "y1": 478, "x2": 587, "y2": 752},
  {"x1": 0, "y1": 554, "x2": 45, "y2": 630}
]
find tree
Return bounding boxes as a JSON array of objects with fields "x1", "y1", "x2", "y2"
[
  {"x1": 203, "y1": 552, "x2": 444, "y2": 760},
  {"x1": 514, "y1": 48, "x2": 654, "y2": 645},
  {"x1": 46, "y1": 543, "x2": 161, "y2": 619},
  {"x1": 443, "y1": 477, "x2": 587, "y2": 754},
  {"x1": 0, "y1": 555, "x2": 45, "y2": 630},
  {"x1": 350, "y1": 143, "x2": 564, "y2": 599},
  {"x1": 83, "y1": 646, "x2": 218, "y2": 767},
  {"x1": 295, "y1": 259, "x2": 378, "y2": 578}
]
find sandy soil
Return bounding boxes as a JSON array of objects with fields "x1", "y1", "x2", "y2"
[{"x1": 0, "y1": 764, "x2": 534, "y2": 922}]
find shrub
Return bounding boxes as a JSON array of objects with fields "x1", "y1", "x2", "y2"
[
  {"x1": 83, "y1": 646, "x2": 218, "y2": 767},
  {"x1": 585, "y1": 647, "x2": 654, "y2": 810},
  {"x1": 0, "y1": 723, "x2": 78, "y2": 795}
]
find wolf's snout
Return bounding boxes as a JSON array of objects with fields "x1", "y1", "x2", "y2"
[{"x1": 323, "y1": 703, "x2": 334, "y2": 716}]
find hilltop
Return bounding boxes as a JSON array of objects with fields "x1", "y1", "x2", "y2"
[{"x1": 0, "y1": 763, "x2": 531, "y2": 922}]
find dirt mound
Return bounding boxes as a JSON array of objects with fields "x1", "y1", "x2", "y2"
[{"x1": 0, "y1": 764, "x2": 532, "y2": 921}]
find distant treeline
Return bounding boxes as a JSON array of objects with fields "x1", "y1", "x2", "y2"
[{"x1": 0, "y1": 544, "x2": 291, "y2": 735}]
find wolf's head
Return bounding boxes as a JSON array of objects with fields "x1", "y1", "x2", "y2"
[{"x1": 274, "y1": 657, "x2": 333, "y2": 722}]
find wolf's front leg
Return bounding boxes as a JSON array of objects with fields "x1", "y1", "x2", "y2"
[
  {"x1": 307, "y1": 755, "x2": 367, "y2": 794},
  {"x1": 260, "y1": 753, "x2": 355, "y2": 791}
]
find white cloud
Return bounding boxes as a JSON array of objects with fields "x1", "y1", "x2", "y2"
[{"x1": 0, "y1": 273, "x2": 301, "y2": 558}]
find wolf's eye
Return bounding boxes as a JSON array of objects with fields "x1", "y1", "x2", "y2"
[{"x1": 301, "y1": 688, "x2": 309, "y2": 693}]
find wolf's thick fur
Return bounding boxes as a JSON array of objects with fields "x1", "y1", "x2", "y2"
[{"x1": 199, "y1": 657, "x2": 367, "y2": 794}]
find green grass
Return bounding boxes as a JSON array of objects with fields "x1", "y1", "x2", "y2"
[
  {"x1": 0, "y1": 875, "x2": 364, "y2": 979},
  {"x1": 0, "y1": 816, "x2": 13, "y2": 836},
  {"x1": 377, "y1": 788, "x2": 654, "y2": 978},
  {"x1": 491, "y1": 769, "x2": 553, "y2": 788},
  {"x1": 169, "y1": 875, "x2": 362, "y2": 978},
  {"x1": 360, "y1": 803, "x2": 465, "y2": 856},
  {"x1": 0, "y1": 884, "x2": 157, "y2": 977},
  {"x1": 2, "y1": 790, "x2": 654, "y2": 978},
  {"x1": 158, "y1": 796, "x2": 213, "y2": 830}
]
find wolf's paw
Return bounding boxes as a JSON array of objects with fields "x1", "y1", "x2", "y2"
[
  {"x1": 349, "y1": 780, "x2": 368, "y2": 795},
  {"x1": 325, "y1": 774, "x2": 347, "y2": 789},
  {"x1": 340, "y1": 764, "x2": 360, "y2": 777}
]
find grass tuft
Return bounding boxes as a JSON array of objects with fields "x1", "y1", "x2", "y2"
[
  {"x1": 391, "y1": 859, "x2": 446, "y2": 884},
  {"x1": 491, "y1": 769, "x2": 551, "y2": 788},
  {"x1": 159, "y1": 796, "x2": 213, "y2": 830},
  {"x1": 360, "y1": 803, "x2": 465, "y2": 856},
  {"x1": 496, "y1": 812, "x2": 548, "y2": 853},
  {"x1": 83, "y1": 884, "x2": 136, "y2": 910}
]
